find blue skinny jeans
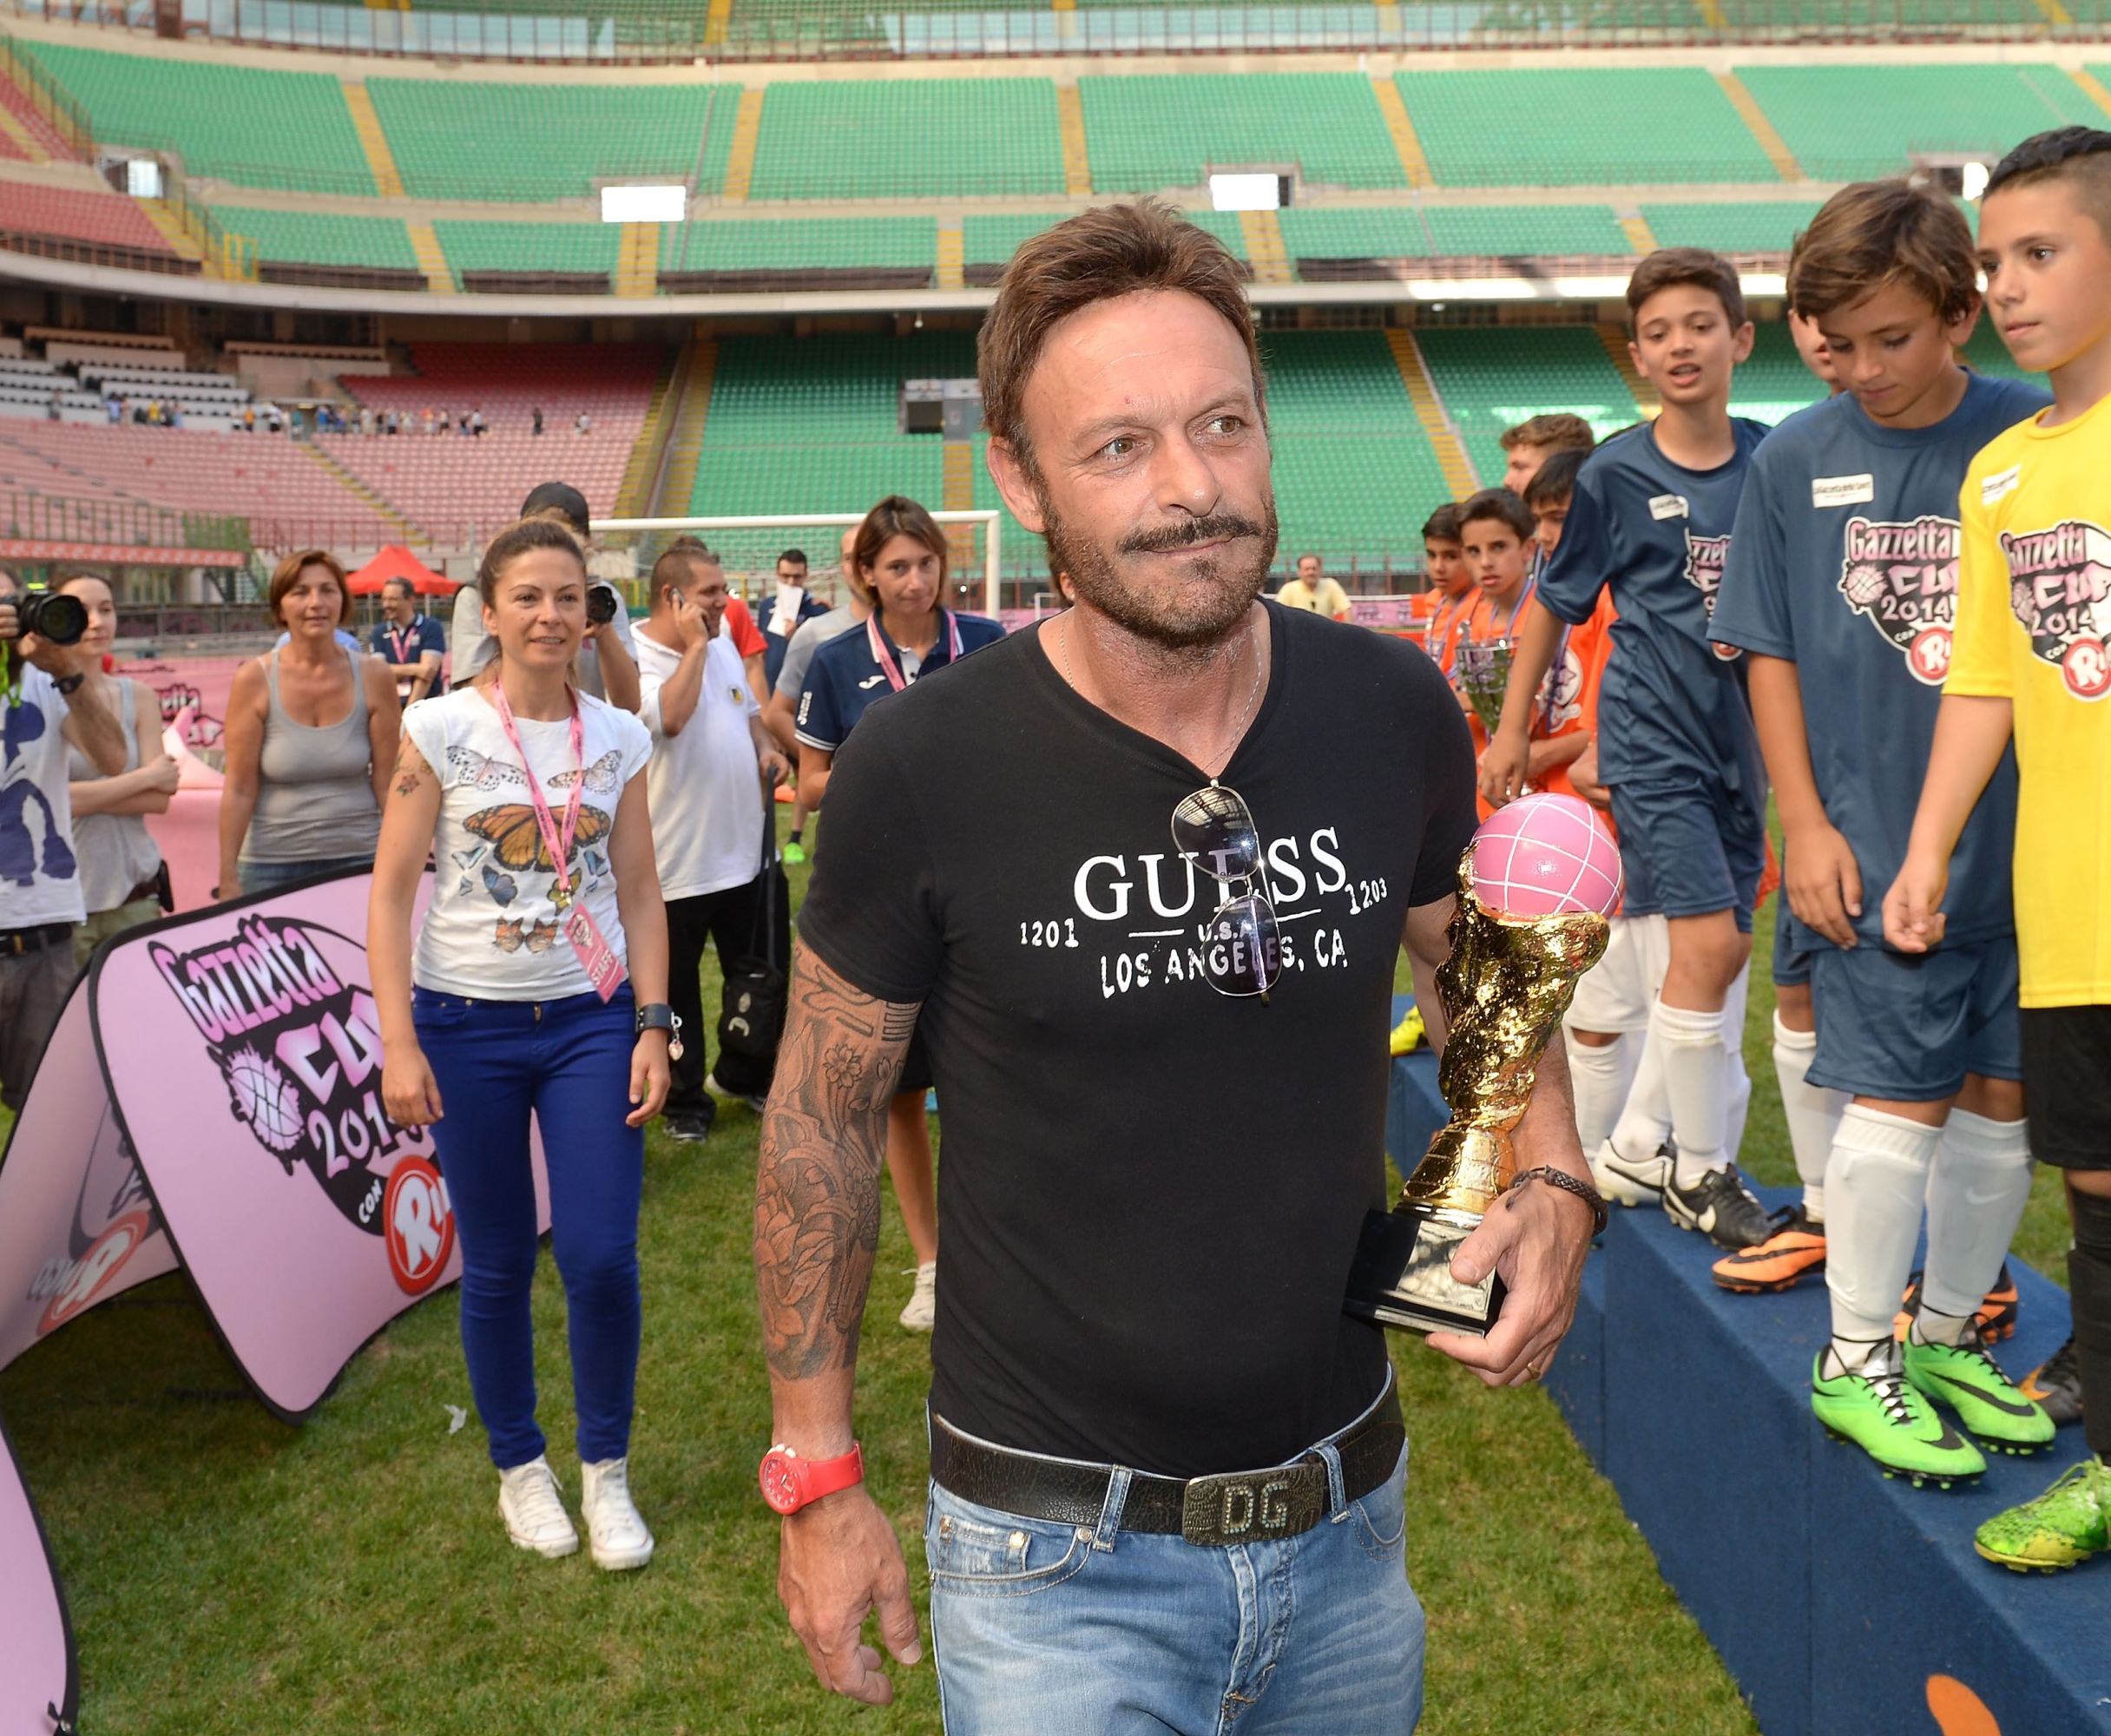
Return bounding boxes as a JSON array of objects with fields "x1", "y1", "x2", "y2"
[{"x1": 413, "y1": 984, "x2": 643, "y2": 1470}]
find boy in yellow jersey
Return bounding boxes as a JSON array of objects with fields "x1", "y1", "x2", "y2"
[{"x1": 1887, "y1": 127, "x2": 2111, "y2": 1568}]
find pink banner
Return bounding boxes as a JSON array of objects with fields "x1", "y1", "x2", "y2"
[
  {"x1": 113, "y1": 656, "x2": 241, "y2": 755},
  {"x1": 0, "y1": 1415, "x2": 72, "y2": 1736},
  {"x1": 0, "y1": 871, "x2": 548, "y2": 1730}
]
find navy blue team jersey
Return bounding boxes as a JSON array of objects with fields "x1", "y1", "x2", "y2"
[
  {"x1": 1710, "y1": 371, "x2": 2047, "y2": 951},
  {"x1": 795, "y1": 610, "x2": 1006, "y2": 753},
  {"x1": 1536, "y1": 418, "x2": 1772, "y2": 802}
]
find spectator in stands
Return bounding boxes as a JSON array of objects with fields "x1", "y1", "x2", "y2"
[
  {"x1": 1276, "y1": 550, "x2": 1351, "y2": 619},
  {"x1": 533, "y1": 406, "x2": 545, "y2": 437},
  {"x1": 370, "y1": 516, "x2": 667, "y2": 1575},
  {"x1": 452, "y1": 483, "x2": 641, "y2": 713},
  {"x1": 576, "y1": 411, "x2": 592, "y2": 437},
  {"x1": 767, "y1": 526, "x2": 869, "y2": 867},
  {"x1": 793, "y1": 494, "x2": 1005, "y2": 1334},
  {"x1": 420, "y1": 408, "x2": 434, "y2": 437},
  {"x1": 1422, "y1": 501, "x2": 1475, "y2": 679},
  {"x1": 218, "y1": 550, "x2": 398, "y2": 898},
  {"x1": 755, "y1": 547, "x2": 831, "y2": 693},
  {"x1": 471, "y1": 409, "x2": 487, "y2": 438},
  {"x1": 0, "y1": 567, "x2": 126, "y2": 1112},
  {"x1": 635, "y1": 542, "x2": 790, "y2": 1142},
  {"x1": 56, "y1": 572, "x2": 173, "y2": 969},
  {"x1": 373, "y1": 575, "x2": 446, "y2": 707},
  {"x1": 1499, "y1": 411, "x2": 1596, "y2": 495}
]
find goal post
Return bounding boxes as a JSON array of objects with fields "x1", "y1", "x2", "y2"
[{"x1": 592, "y1": 511, "x2": 1004, "y2": 617}]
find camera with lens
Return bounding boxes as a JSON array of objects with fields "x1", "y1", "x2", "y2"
[
  {"x1": 8, "y1": 585, "x2": 88, "y2": 647},
  {"x1": 586, "y1": 582, "x2": 619, "y2": 628}
]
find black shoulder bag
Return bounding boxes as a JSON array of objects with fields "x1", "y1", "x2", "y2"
[{"x1": 714, "y1": 786, "x2": 792, "y2": 1097}]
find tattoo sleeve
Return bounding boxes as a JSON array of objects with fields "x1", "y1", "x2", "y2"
[{"x1": 754, "y1": 944, "x2": 920, "y2": 1382}]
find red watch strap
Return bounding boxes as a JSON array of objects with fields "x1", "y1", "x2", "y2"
[
  {"x1": 760, "y1": 1442, "x2": 865, "y2": 1514},
  {"x1": 801, "y1": 1443, "x2": 865, "y2": 1503}
]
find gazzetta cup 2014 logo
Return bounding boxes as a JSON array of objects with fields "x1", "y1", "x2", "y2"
[
  {"x1": 1685, "y1": 531, "x2": 1740, "y2": 660},
  {"x1": 1837, "y1": 514, "x2": 1960, "y2": 687},
  {"x1": 2000, "y1": 518, "x2": 2111, "y2": 700},
  {"x1": 149, "y1": 916, "x2": 441, "y2": 1244}
]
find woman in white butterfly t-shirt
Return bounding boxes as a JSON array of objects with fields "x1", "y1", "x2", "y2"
[{"x1": 370, "y1": 516, "x2": 672, "y2": 1572}]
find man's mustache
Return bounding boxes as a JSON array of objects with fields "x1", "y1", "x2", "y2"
[{"x1": 1119, "y1": 513, "x2": 1267, "y2": 556}]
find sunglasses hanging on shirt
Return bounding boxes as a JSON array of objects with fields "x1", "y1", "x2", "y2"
[{"x1": 1171, "y1": 782, "x2": 1281, "y2": 1002}]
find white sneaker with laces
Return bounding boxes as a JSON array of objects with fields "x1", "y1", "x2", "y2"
[
  {"x1": 580, "y1": 1457, "x2": 654, "y2": 1571},
  {"x1": 1592, "y1": 1137, "x2": 1673, "y2": 1207},
  {"x1": 497, "y1": 1455, "x2": 578, "y2": 1559},
  {"x1": 899, "y1": 1261, "x2": 937, "y2": 1332}
]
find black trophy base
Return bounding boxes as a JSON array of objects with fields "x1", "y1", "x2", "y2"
[{"x1": 1344, "y1": 1206, "x2": 1505, "y2": 1337}]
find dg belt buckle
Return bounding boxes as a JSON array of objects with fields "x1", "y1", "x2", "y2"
[{"x1": 1180, "y1": 1460, "x2": 1328, "y2": 1547}]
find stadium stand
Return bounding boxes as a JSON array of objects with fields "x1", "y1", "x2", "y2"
[
  {"x1": 0, "y1": 179, "x2": 176, "y2": 261},
  {"x1": 661, "y1": 216, "x2": 937, "y2": 292},
  {"x1": 19, "y1": 43, "x2": 376, "y2": 195},
  {"x1": 1077, "y1": 73, "x2": 1409, "y2": 193},
  {"x1": 1391, "y1": 67, "x2": 1781, "y2": 187},
  {"x1": 429, "y1": 220, "x2": 620, "y2": 293},
  {"x1": 332, "y1": 341, "x2": 666, "y2": 540},
  {"x1": 1637, "y1": 201, "x2": 1825, "y2": 255},
  {"x1": 207, "y1": 203, "x2": 424, "y2": 291},
  {"x1": 0, "y1": 71, "x2": 76, "y2": 163},
  {"x1": 960, "y1": 207, "x2": 1247, "y2": 284},
  {"x1": 1417, "y1": 326, "x2": 1644, "y2": 480},
  {"x1": 366, "y1": 77, "x2": 736, "y2": 202},
  {"x1": 1281, "y1": 204, "x2": 1635, "y2": 274},
  {"x1": 744, "y1": 79, "x2": 1067, "y2": 201},
  {"x1": 1731, "y1": 62, "x2": 2105, "y2": 182}
]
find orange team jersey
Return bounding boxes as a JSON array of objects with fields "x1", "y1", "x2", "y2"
[
  {"x1": 1424, "y1": 587, "x2": 1476, "y2": 679},
  {"x1": 1536, "y1": 592, "x2": 1616, "y2": 801},
  {"x1": 723, "y1": 594, "x2": 768, "y2": 660}
]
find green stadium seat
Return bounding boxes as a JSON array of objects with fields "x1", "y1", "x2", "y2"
[
  {"x1": 746, "y1": 81, "x2": 1065, "y2": 201},
  {"x1": 1393, "y1": 68, "x2": 1780, "y2": 187},
  {"x1": 1733, "y1": 64, "x2": 2103, "y2": 183},
  {"x1": 208, "y1": 204, "x2": 421, "y2": 273},
  {"x1": 1640, "y1": 201, "x2": 1825, "y2": 254},
  {"x1": 23, "y1": 42, "x2": 375, "y2": 195},
  {"x1": 432, "y1": 220, "x2": 619, "y2": 292},
  {"x1": 1281, "y1": 204, "x2": 1633, "y2": 261},
  {"x1": 1079, "y1": 74, "x2": 1406, "y2": 194},
  {"x1": 1417, "y1": 327, "x2": 1642, "y2": 481},
  {"x1": 661, "y1": 217, "x2": 936, "y2": 289},
  {"x1": 369, "y1": 78, "x2": 734, "y2": 201},
  {"x1": 961, "y1": 207, "x2": 1247, "y2": 283}
]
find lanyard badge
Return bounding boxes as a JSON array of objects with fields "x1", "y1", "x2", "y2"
[{"x1": 865, "y1": 610, "x2": 963, "y2": 694}]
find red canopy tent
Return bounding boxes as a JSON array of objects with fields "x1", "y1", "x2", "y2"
[{"x1": 345, "y1": 545, "x2": 458, "y2": 597}]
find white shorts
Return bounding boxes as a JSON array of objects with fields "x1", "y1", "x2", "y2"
[{"x1": 1567, "y1": 914, "x2": 1669, "y2": 1036}]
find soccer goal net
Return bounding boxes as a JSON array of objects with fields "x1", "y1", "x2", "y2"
[{"x1": 591, "y1": 511, "x2": 1004, "y2": 617}]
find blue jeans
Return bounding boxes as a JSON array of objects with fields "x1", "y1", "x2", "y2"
[
  {"x1": 413, "y1": 985, "x2": 642, "y2": 1470},
  {"x1": 236, "y1": 854, "x2": 374, "y2": 897},
  {"x1": 925, "y1": 1397, "x2": 1424, "y2": 1734}
]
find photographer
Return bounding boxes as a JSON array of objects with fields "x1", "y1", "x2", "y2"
[
  {"x1": 451, "y1": 483, "x2": 640, "y2": 713},
  {"x1": 0, "y1": 568, "x2": 124, "y2": 1110}
]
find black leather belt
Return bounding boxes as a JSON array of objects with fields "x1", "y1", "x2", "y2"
[
  {"x1": 0, "y1": 922, "x2": 71, "y2": 957},
  {"x1": 931, "y1": 1382, "x2": 1404, "y2": 1549}
]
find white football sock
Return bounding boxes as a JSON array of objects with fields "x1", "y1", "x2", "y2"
[
  {"x1": 1825, "y1": 1103, "x2": 1941, "y2": 1345},
  {"x1": 1772, "y1": 1013, "x2": 1846, "y2": 1224},
  {"x1": 1920, "y1": 1108, "x2": 2033, "y2": 1328},
  {"x1": 1566, "y1": 1029, "x2": 1635, "y2": 1154},
  {"x1": 1723, "y1": 961, "x2": 1754, "y2": 1164},
  {"x1": 1608, "y1": 1019, "x2": 1671, "y2": 1164},
  {"x1": 1654, "y1": 1000, "x2": 1731, "y2": 1188}
]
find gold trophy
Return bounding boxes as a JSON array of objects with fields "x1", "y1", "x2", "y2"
[{"x1": 1345, "y1": 801, "x2": 1617, "y2": 1337}]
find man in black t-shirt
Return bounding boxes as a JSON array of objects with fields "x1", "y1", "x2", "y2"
[{"x1": 753, "y1": 202, "x2": 1597, "y2": 1729}]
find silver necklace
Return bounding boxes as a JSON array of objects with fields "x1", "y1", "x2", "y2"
[{"x1": 1060, "y1": 610, "x2": 1264, "y2": 777}]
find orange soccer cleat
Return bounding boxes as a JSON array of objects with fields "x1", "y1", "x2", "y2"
[
  {"x1": 1894, "y1": 1263, "x2": 2020, "y2": 1344},
  {"x1": 1712, "y1": 1203, "x2": 1826, "y2": 1293}
]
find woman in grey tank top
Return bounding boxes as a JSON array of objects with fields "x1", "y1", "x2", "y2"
[
  {"x1": 58, "y1": 574, "x2": 177, "y2": 966},
  {"x1": 218, "y1": 549, "x2": 398, "y2": 898}
]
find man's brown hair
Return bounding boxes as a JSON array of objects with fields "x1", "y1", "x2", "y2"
[
  {"x1": 1498, "y1": 412, "x2": 1595, "y2": 454},
  {"x1": 1788, "y1": 180, "x2": 1978, "y2": 325},
  {"x1": 649, "y1": 540, "x2": 718, "y2": 608},
  {"x1": 1627, "y1": 246, "x2": 1746, "y2": 331},
  {"x1": 267, "y1": 549, "x2": 352, "y2": 628},
  {"x1": 978, "y1": 200, "x2": 1264, "y2": 476},
  {"x1": 1457, "y1": 487, "x2": 1535, "y2": 542}
]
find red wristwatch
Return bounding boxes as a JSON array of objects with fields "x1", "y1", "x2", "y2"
[{"x1": 759, "y1": 1441, "x2": 865, "y2": 1515}]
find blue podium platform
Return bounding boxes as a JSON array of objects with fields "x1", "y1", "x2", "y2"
[{"x1": 1544, "y1": 1191, "x2": 2109, "y2": 1736}]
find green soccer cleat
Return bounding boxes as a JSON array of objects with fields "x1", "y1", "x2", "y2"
[
  {"x1": 1973, "y1": 1457, "x2": 2111, "y2": 1574},
  {"x1": 783, "y1": 839, "x2": 808, "y2": 866},
  {"x1": 1904, "y1": 1321, "x2": 2056, "y2": 1456},
  {"x1": 1811, "y1": 1343, "x2": 1986, "y2": 1489}
]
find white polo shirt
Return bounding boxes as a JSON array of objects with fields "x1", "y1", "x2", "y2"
[{"x1": 635, "y1": 622, "x2": 766, "y2": 901}]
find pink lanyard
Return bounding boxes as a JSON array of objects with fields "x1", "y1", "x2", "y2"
[
  {"x1": 490, "y1": 681, "x2": 586, "y2": 910},
  {"x1": 865, "y1": 610, "x2": 962, "y2": 694},
  {"x1": 386, "y1": 620, "x2": 418, "y2": 664}
]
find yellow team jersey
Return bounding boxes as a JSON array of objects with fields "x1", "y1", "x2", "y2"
[
  {"x1": 1277, "y1": 577, "x2": 1351, "y2": 618},
  {"x1": 1950, "y1": 391, "x2": 2111, "y2": 1007}
]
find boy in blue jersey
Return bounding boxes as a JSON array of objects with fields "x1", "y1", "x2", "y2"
[
  {"x1": 1485, "y1": 247, "x2": 1774, "y2": 1252},
  {"x1": 1710, "y1": 181, "x2": 2052, "y2": 1483}
]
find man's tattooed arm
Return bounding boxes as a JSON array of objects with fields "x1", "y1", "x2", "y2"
[{"x1": 755, "y1": 943, "x2": 920, "y2": 1387}]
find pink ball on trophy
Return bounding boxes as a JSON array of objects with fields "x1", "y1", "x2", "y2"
[{"x1": 1470, "y1": 794, "x2": 1623, "y2": 919}]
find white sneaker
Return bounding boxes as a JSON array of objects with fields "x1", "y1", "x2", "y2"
[
  {"x1": 497, "y1": 1455, "x2": 578, "y2": 1559},
  {"x1": 579, "y1": 1457, "x2": 654, "y2": 1571},
  {"x1": 899, "y1": 1261, "x2": 937, "y2": 1332},
  {"x1": 1592, "y1": 1137, "x2": 1673, "y2": 1207}
]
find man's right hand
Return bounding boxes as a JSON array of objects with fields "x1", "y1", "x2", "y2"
[
  {"x1": 672, "y1": 589, "x2": 709, "y2": 652},
  {"x1": 1784, "y1": 821, "x2": 1864, "y2": 949},
  {"x1": 1479, "y1": 721, "x2": 1531, "y2": 808},
  {"x1": 778, "y1": 1484, "x2": 922, "y2": 1706}
]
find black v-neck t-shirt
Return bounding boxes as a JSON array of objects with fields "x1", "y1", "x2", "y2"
[{"x1": 797, "y1": 602, "x2": 1478, "y2": 1476}]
